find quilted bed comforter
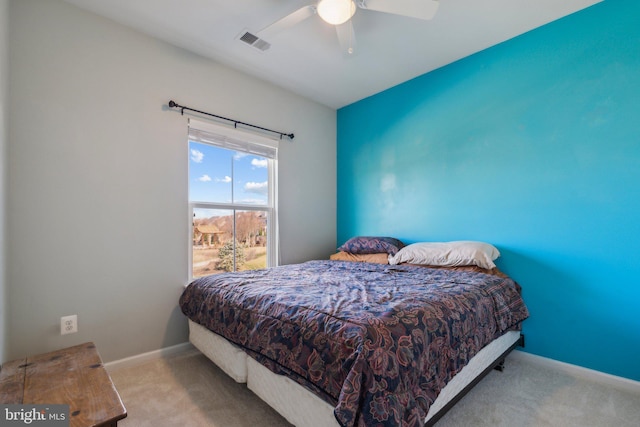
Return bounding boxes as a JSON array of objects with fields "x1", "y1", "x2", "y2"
[{"x1": 179, "y1": 260, "x2": 529, "y2": 427}]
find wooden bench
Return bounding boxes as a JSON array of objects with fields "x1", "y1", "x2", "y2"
[{"x1": 0, "y1": 342, "x2": 127, "y2": 427}]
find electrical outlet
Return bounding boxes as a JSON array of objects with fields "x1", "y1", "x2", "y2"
[{"x1": 60, "y1": 315, "x2": 78, "y2": 335}]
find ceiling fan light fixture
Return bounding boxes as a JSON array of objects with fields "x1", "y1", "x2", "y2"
[{"x1": 317, "y1": 0, "x2": 356, "y2": 26}]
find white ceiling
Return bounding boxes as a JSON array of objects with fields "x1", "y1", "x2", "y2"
[{"x1": 63, "y1": 0, "x2": 602, "y2": 109}]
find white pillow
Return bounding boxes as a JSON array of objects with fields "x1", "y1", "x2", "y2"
[{"x1": 388, "y1": 241, "x2": 500, "y2": 269}]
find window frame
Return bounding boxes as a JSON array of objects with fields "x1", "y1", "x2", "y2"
[{"x1": 187, "y1": 119, "x2": 279, "y2": 280}]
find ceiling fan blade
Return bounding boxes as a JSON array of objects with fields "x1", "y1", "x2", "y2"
[
  {"x1": 258, "y1": 5, "x2": 316, "y2": 40},
  {"x1": 357, "y1": 0, "x2": 439, "y2": 20},
  {"x1": 335, "y1": 20, "x2": 357, "y2": 56}
]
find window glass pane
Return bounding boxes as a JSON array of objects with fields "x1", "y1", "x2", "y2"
[
  {"x1": 233, "y1": 153, "x2": 269, "y2": 206},
  {"x1": 236, "y1": 210, "x2": 268, "y2": 271},
  {"x1": 192, "y1": 208, "x2": 268, "y2": 277},
  {"x1": 189, "y1": 141, "x2": 233, "y2": 203},
  {"x1": 192, "y1": 208, "x2": 233, "y2": 277}
]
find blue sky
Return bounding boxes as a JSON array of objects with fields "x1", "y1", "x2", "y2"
[{"x1": 189, "y1": 141, "x2": 268, "y2": 216}]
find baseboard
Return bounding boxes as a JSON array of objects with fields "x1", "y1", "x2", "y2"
[
  {"x1": 509, "y1": 350, "x2": 640, "y2": 395},
  {"x1": 104, "y1": 342, "x2": 196, "y2": 372}
]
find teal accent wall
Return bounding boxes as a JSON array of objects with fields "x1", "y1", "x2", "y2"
[{"x1": 337, "y1": 0, "x2": 640, "y2": 381}]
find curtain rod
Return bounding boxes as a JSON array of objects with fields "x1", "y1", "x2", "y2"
[{"x1": 168, "y1": 100, "x2": 294, "y2": 140}]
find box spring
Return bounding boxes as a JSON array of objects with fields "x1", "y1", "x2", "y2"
[{"x1": 189, "y1": 319, "x2": 521, "y2": 426}]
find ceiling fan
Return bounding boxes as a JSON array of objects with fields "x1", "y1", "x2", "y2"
[{"x1": 241, "y1": 0, "x2": 439, "y2": 56}]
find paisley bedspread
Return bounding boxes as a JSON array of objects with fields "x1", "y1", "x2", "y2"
[{"x1": 179, "y1": 260, "x2": 529, "y2": 427}]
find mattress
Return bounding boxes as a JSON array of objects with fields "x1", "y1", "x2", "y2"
[{"x1": 189, "y1": 319, "x2": 521, "y2": 426}]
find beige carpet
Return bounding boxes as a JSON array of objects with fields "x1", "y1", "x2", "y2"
[{"x1": 108, "y1": 349, "x2": 640, "y2": 427}]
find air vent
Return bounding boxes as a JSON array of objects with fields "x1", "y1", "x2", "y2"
[
  {"x1": 238, "y1": 30, "x2": 271, "y2": 52},
  {"x1": 239, "y1": 31, "x2": 259, "y2": 45}
]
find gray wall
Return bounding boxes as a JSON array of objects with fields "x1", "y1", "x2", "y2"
[
  {"x1": 0, "y1": 0, "x2": 8, "y2": 362},
  {"x1": 5, "y1": 0, "x2": 336, "y2": 362}
]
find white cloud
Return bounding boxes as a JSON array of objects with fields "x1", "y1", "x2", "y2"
[
  {"x1": 198, "y1": 174, "x2": 212, "y2": 182},
  {"x1": 190, "y1": 149, "x2": 204, "y2": 163},
  {"x1": 251, "y1": 158, "x2": 268, "y2": 168},
  {"x1": 245, "y1": 181, "x2": 268, "y2": 195},
  {"x1": 216, "y1": 176, "x2": 232, "y2": 183}
]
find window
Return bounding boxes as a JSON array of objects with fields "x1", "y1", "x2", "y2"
[{"x1": 188, "y1": 119, "x2": 278, "y2": 279}]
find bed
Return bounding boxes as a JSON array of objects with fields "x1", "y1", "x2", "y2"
[{"x1": 179, "y1": 241, "x2": 529, "y2": 427}]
